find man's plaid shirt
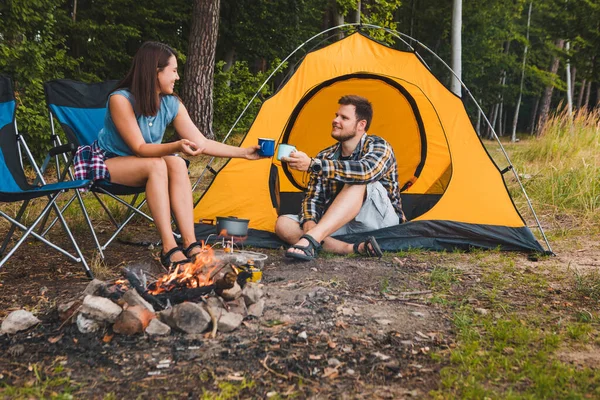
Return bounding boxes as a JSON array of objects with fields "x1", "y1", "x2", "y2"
[{"x1": 300, "y1": 133, "x2": 404, "y2": 226}]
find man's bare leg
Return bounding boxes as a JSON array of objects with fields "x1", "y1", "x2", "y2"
[{"x1": 279, "y1": 184, "x2": 368, "y2": 256}]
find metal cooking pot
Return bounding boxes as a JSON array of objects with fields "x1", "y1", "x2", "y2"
[{"x1": 216, "y1": 216, "x2": 249, "y2": 237}]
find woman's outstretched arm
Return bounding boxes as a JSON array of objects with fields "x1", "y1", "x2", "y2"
[{"x1": 173, "y1": 101, "x2": 261, "y2": 160}]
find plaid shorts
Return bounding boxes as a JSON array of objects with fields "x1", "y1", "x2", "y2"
[{"x1": 73, "y1": 140, "x2": 110, "y2": 186}]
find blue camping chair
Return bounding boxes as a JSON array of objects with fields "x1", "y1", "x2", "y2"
[
  {"x1": 43, "y1": 79, "x2": 169, "y2": 259},
  {"x1": 0, "y1": 75, "x2": 93, "y2": 278}
]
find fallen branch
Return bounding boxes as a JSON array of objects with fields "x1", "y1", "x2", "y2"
[
  {"x1": 261, "y1": 355, "x2": 289, "y2": 380},
  {"x1": 261, "y1": 355, "x2": 318, "y2": 384},
  {"x1": 398, "y1": 290, "x2": 432, "y2": 297}
]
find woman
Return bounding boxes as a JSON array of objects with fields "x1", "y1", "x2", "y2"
[{"x1": 83, "y1": 41, "x2": 261, "y2": 268}]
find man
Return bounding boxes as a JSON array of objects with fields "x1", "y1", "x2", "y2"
[{"x1": 275, "y1": 95, "x2": 405, "y2": 261}]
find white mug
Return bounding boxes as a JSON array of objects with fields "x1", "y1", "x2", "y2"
[{"x1": 277, "y1": 144, "x2": 297, "y2": 161}]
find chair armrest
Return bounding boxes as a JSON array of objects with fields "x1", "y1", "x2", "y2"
[{"x1": 49, "y1": 143, "x2": 77, "y2": 157}]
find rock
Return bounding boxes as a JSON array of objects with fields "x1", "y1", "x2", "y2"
[
  {"x1": 346, "y1": 369, "x2": 355, "y2": 375},
  {"x1": 247, "y1": 299, "x2": 265, "y2": 318},
  {"x1": 226, "y1": 297, "x2": 248, "y2": 318},
  {"x1": 298, "y1": 331, "x2": 308, "y2": 340},
  {"x1": 122, "y1": 290, "x2": 155, "y2": 312},
  {"x1": 82, "y1": 279, "x2": 106, "y2": 297},
  {"x1": 76, "y1": 313, "x2": 102, "y2": 333},
  {"x1": 80, "y1": 295, "x2": 122, "y2": 323},
  {"x1": 113, "y1": 305, "x2": 156, "y2": 335},
  {"x1": 218, "y1": 310, "x2": 244, "y2": 332},
  {"x1": 220, "y1": 282, "x2": 242, "y2": 301},
  {"x1": 242, "y1": 282, "x2": 264, "y2": 306},
  {"x1": 376, "y1": 319, "x2": 392, "y2": 326},
  {"x1": 1, "y1": 310, "x2": 40, "y2": 334},
  {"x1": 474, "y1": 308, "x2": 489, "y2": 315},
  {"x1": 372, "y1": 352, "x2": 391, "y2": 361},
  {"x1": 145, "y1": 319, "x2": 171, "y2": 336},
  {"x1": 410, "y1": 311, "x2": 426, "y2": 318},
  {"x1": 159, "y1": 302, "x2": 211, "y2": 334},
  {"x1": 57, "y1": 300, "x2": 82, "y2": 322},
  {"x1": 328, "y1": 358, "x2": 341, "y2": 367},
  {"x1": 308, "y1": 287, "x2": 328, "y2": 299}
]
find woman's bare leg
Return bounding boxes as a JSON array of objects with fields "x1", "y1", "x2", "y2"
[
  {"x1": 104, "y1": 156, "x2": 184, "y2": 261},
  {"x1": 163, "y1": 156, "x2": 199, "y2": 255}
]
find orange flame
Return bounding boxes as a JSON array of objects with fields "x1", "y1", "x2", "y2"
[{"x1": 148, "y1": 242, "x2": 220, "y2": 295}]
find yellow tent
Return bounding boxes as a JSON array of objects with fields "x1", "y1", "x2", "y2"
[{"x1": 194, "y1": 32, "x2": 545, "y2": 253}]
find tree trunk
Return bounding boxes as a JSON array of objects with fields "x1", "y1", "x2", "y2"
[
  {"x1": 450, "y1": 0, "x2": 462, "y2": 96},
  {"x1": 577, "y1": 78, "x2": 586, "y2": 109},
  {"x1": 476, "y1": 108, "x2": 481, "y2": 136},
  {"x1": 536, "y1": 39, "x2": 565, "y2": 135},
  {"x1": 583, "y1": 80, "x2": 592, "y2": 110},
  {"x1": 498, "y1": 102, "x2": 504, "y2": 136},
  {"x1": 529, "y1": 96, "x2": 540, "y2": 135},
  {"x1": 182, "y1": 0, "x2": 221, "y2": 140},
  {"x1": 223, "y1": 48, "x2": 235, "y2": 72},
  {"x1": 565, "y1": 41, "x2": 573, "y2": 116},
  {"x1": 511, "y1": 1, "x2": 532, "y2": 142},
  {"x1": 329, "y1": 0, "x2": 344, "y2": 40}
]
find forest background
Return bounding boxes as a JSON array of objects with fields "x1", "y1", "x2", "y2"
[{"x1": 1, "y1": 0, "x2": 599, "y2": 157}]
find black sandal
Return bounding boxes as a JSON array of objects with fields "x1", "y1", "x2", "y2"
[
  {"x1": 285, "y1": 234, "x2": 322, "y2": 262},
  {"x1": 184, "y1": 241, "x2": 204, "y2": 260},
  {"x1": 353, "y1": 236, "x2": 383, "y2": 258},
  {"x1": 160, "y1": 246, "x2": 190, "y2": 270}
]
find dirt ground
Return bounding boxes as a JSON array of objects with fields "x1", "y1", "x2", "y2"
[{"x1": 0, "y1": 224, "x2": 598, "y2": 399}]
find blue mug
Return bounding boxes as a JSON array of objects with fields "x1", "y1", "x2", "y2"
[{"x1": 258, "y1": 138, "x2": 275, "y2": 157}]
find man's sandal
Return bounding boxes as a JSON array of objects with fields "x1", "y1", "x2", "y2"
[
  {"x1": 353, "y1": 236, "x2": 383, "y2": 258},
  {"x1": 160, "y1": 246, "x2": 190, "y2": 270},
  {"x1": 285, "y1": 234, "x2": 322, "y2": 262}
]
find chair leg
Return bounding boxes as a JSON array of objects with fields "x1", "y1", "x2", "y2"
[
  {"x1": 0, "y1": 200, "x2": 29, "y2": 255},
  {"x1": 92, "y1": 192, "x2": 120, "y2": 228},
  {"x1": 74, "y1": 190, "x2": 105, "y2": 260},
  {"x1": 0, "y1": 196, "x2": 93, "y2": 279},
  {"x1": 52, "y1": 200, "x2": 93, "y2": 279}
]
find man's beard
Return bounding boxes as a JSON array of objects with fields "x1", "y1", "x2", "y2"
[{"x1": 332, "y1": 123, "x2": 358, "y2": 142}]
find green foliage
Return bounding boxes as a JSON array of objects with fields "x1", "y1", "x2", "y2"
[
  {"x1": 0, "y1": 0, "x2": 80, "y2": 157},
  {"x1": 218, "y1": 0, "x2": 326, "y2": 65},
  {"x1": 213, "y1": 59, "x2": 286, "y2": 140}
]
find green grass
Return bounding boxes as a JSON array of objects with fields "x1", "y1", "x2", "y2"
[
  {"x1": 0, "y1": 363, "x2": 80, "y2": 399},
  {"x1": 573, "y1": 269, "x2": 600, "y2": 301},
  {"x1": 428, "y1": 251, "x2": 600, "y2": 399},
  {"x1": 200, "y1": 378, "x2": 256, "y2": 400},
  {"x1": 499, "y1": 109, "x2": 600, "y2": 235}
]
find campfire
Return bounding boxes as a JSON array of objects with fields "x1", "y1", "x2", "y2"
[{"x1": 57, "y1": 242, "x2": 266, "y2": 337}]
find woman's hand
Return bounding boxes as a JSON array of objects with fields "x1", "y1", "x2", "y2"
[
  {"x1": 244, "y1": 145, "x2": 263, "y2": 160},
  {"x1": 178, "y1": 139, "x2": 202, "y2": 156}
]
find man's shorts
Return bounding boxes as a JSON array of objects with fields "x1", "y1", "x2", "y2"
[{"x1": 282, "y1": 181, "x2": 400, "y2": 236}]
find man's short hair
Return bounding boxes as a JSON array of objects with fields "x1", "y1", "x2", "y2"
[{"x1": 338, "y1": 95, "x2": 373, "y2": 131}]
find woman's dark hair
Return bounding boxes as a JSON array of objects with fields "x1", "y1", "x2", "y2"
[{"x1": 115, "y1": 41, "x2": 177, "y2": 116}]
